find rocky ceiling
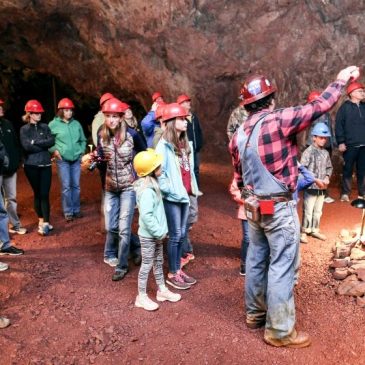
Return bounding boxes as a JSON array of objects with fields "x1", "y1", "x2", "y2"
[{"x1": 0, "y1": 0, "x2": 364, "y2": 154}]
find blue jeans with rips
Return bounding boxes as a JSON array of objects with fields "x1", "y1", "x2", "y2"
[
  {"x1": 104, "y1": 189, "x2": 136, "y2": 272},
  {"x1": 245, "y1": 201, "x2": 300, "y2": 339},
  {"x1": 163, "y1": 200, "x2": 189, "y2": 274},
  {"x1": 56, "y1": 159, "x2": 81, "y2": 217}
]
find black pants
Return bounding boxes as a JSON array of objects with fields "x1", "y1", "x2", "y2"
[
  {"x1": 24, "y1": 165, "x2": 52, "y2": 221},
  {"x1": 342, "y1": 146, "x2": 365, "y2": 196}
]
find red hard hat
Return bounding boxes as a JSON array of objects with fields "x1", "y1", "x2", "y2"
[
  {"x1": 240, "y1": 75, "x2": 277, "y2": 105},
  {"x1": 0, "y1": 99, "x2": 4, "y2": 105},
  {"x1": 161, "y1": 103, "x2": 188, "y2": 123},
  {"x1": 347, "y1": 82, "x2": 365, "y2": 95},
  {"x1": 307, "y1": 91, "x2": 321, "y2": 103},
  {"x1": 102, "y1": 98, "x2": 128, "y2": 113},
  {"x1": 120, "y1": 102, "x2": 130, "y2": 111},
  {"x1": 24, "y1": 100, "x2": 45, "y2": 113},
  {"x1": 152, "y1": 92, "x2": 162, "y2": 102},
  {"x1": 100, "y1": 93, "x2": 114, "y2": 106},
  {"x1": 176, "y1": 94, "x2": 191, "y2": 104},
  {"x1": 155, "y1": 102, "x2": 166, "y2": 120},
  {"x1": 58, "y1": 98, "x2": 75, "y2": 109}
]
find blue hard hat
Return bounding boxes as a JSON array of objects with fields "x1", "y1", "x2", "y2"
[{"x1": 311, "y1": 122, "x2": 330, "y2": 137}]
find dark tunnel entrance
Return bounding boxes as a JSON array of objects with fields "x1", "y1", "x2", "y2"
[{"x1": 0, "y1": 66, "x2": 147, "y2": 144}]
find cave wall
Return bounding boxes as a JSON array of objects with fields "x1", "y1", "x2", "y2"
[{"x1": 0, "y1": 0, "x2": 364, "y2": 158}]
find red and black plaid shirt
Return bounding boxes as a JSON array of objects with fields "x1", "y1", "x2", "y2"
[{"x1": 230, "y1": 80, "x2": 345, "y2": 192}]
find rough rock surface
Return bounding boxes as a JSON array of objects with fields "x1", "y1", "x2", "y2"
[{"x1": 1, "y1": 1, "x2": 365, "y2": 156}]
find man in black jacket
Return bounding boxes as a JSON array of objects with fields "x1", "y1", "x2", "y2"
[
  {"x1": 177, "y1": 94, "x2": 204, "y2": 195},
  {"x1": 0, "y1": 100, "x2": 26, "y2": 234},
  {"x1": 335, "y1": 82, "x2": 365, "y2": 201}
]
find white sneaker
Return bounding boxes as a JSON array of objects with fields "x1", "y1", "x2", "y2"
[
  {"x1": 197, "y1": 190, "x2": 204, "y2": 197},
  {"x1": 0, "y1": 262, "x2": 9, "y2": 272},
  {"x1": 9, "y1": 226, "x2": 27, "y2": 235},
  {"x1": 324, "y1": 197, "x2": 335, "y2": 203},
  {"x1": 340, "y1": 194, "x2": 350, "y2": 202},
  {"x1": 104, "y1": 257, "x2": 119, "y2": 267},
  {"x1": 0, "y1": 316, "x2": 10, "y2": 329},
  {"x1": 135, "y1": 294, "x2": 159, "y2": 311},
  {"x1": 156, "y1": 288, "x2": 182, "y2": 302}
]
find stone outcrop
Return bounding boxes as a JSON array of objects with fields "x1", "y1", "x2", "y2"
[{"x1": 1, "y1": 1, "x2": 365, "y2": 156}]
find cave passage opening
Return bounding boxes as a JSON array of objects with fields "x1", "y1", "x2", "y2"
[{"x1": 0, "y1": 65, "x2": 147, "y2": 143}]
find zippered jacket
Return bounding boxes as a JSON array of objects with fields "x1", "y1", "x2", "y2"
[
  {"x1": 335, "y1": 100, "x2": 365, "y2": 147},
  {"x1": 0, "y1": 118, "x2": 21, "y2": 175},
  {"x1": 48, "y1": 117, "x2": 87, "y2": 161},
  {"x1": 134, "y1": 178, "x2": 168, "y2": 239},
  {"x1": 20, "y1": 123, "x2": 55, "y2": 166},
  {"x1": 155, "y1": 138, "x2": 198, "y2": 203}
]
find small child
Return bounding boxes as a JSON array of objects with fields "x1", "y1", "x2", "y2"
[
  {"x1": 300, "y1": 122, "x2": 333, "y2": 242},
  {"x1": 229, "y1": 178, "x2": 249, "y2": 276},
  {"x1": 133, "y1": 149, "x2": 181, "y2": 311}
]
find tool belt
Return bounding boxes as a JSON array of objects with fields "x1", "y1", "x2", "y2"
[{"x1": 243, "y1": 190, "x2": 292, "y2": 222}]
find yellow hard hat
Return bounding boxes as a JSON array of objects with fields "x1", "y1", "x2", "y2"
[{"x1": 133, "y1": 149, "x2": 163, "y2": 177}]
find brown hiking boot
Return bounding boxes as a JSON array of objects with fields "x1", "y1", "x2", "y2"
[
  {"x1": 264, "y1": 329, "x2": 311, "y2": 348},
  {"x1": 246, "y1": 316, "x2": 266, "y2": 329}
]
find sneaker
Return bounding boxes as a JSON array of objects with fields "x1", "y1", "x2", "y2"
[
  {"x1": 156, "y1": 288, "x2": 181, "y2": 302},
  {"x1": 0, "y1": 246, "x2": 24, "y2": 256},
  {"x1": 358, "y1": 195, "x2": 365, "y2": 200},
  {"x1": 240, "y1": 264, "x2": 246, "y2": 276},
  {"x1": 73, "y1": 212, "x2": 83, "y2": 219},
  {"x1": 340, "y1": 194, "x2": 350, "y2": 202},
  {"x1": 0, "y1": 316, "x2": 10, "y2": 329},
  {"x1": 180, "y1": 256, "x2": 190, "y2": 268},
  {"x1": 197, "y1": 190, "x2": 204, "y2": 197},
  {"x1": 178, "y1": 270, "x2": 197, "y2": 285},
  {"x1": 112, "y1": 269, "x2": 128, "y2": 281},
  {"x1": 0, "y1": 262, "x2": 9, "y2": 271},
  {"x1": 324, "y1": 196, "x2": 335, "y2": 204},
  {"x1": 38, "y1": 223, "x2": 50, "y2": 236},
  {"x1": 166, "y1": 273, "x2": 191, "y2": 290},
  {"x1": 186, "y1": 253, "x2": 195, "y2": 261},
  {"x1": 104, "y1": 257, "x2": 119, "y2": 267},
  {"x1": 300, "y1": 233, "x2": 308, "y2": 244},
  {"x1": 9, "y1": 226, "x2": 27, "y2": 235},
  {"x1": 135, "y1": 294, "x2": 159, "y2": 311},
  {"x1": 65, "y1": 215, "x2": 73, "y2": 222},
  {"x1": 310, "y1": 231, "x2": 327, "y2": 241}
]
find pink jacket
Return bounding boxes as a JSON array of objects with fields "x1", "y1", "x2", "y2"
[{"x1": 229, "y1": 178, "x2": 247, "y2": 220}]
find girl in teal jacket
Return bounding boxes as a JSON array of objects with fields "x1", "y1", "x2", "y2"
[
  {"x1": 155, "y1": 103, "x2": 198, "y2": 290},
  {"x1": 133, "y1": 149, "x2": 181, "y2": 311},
  {"x1": 49, "y1": 98, "x2": 86, "y2": 221}
]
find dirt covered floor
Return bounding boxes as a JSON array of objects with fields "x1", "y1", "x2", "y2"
[{"x1": 1, "y1": 156, "x2": 365, "y2": 365}]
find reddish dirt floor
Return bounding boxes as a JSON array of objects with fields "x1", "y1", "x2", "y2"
[{"x1": 1, "y1": 155, "x2": 365, "y2": 365}]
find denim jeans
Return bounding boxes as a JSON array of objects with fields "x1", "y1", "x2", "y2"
[
  {"x1": 245, "y1": 201, "x2": 300, "y2": 339},
  {"x1": 56, "y1": 159, "x2": 81, "y2": 216},
  {"x1": 0, "y1": 190, "x2": 11, "y2": 250},
  {"x1": 0, "y1": 173, "x2": 21, "y2": 228},
  {"x1": 302, "y1": 191, "x2": 325, "y2": 233},
  {"x1": 163, "y1": 200, "x2": 189, "y2": 274},
  {"x1": 104, "y1": 189, "x2": 136, "y2": 272},
  {"x1": 240, "y1": 219, "x2": 249, "y2": 266}
]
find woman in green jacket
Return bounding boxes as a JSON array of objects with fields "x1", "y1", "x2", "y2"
[{"x1": 49, "y1": 98, "x2": 86, "y2": 221}]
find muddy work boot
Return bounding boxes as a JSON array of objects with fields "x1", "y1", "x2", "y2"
[
  {"x1": 310, "y1": 231, "x2": 327, "y2": 241},
  {"x1": 246, "y1": 315, "x2": 266, "y2": 329},
  {"x1": 264, "y1": 328, "x2": 311, "y2": 348}
]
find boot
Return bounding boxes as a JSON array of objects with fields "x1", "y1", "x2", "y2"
[{"x1": 264, "y1": 328, "x2": 311, "y2": 348}]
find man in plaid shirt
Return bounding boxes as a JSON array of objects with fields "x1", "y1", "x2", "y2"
[{"x1": 230, "y1": 66, "x2": 358, "y2": 348}]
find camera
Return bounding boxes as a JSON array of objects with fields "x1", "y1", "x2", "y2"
[{"x1": 88, "y1": 161, "x2": 98, "y2": 171}]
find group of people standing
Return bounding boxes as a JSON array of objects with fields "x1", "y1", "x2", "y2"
[{"x1": 0, "y1": 90, "x2": 205, "y2": 326}]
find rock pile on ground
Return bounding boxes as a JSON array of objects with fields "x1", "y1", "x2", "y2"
[{"x1": 330, "y1": 229, "x2": 365, "y2": 306}]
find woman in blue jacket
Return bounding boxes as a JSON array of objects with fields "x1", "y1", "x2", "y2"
[{"x1": 155, "y1": 103, "x2": 198, "y2": 290}]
